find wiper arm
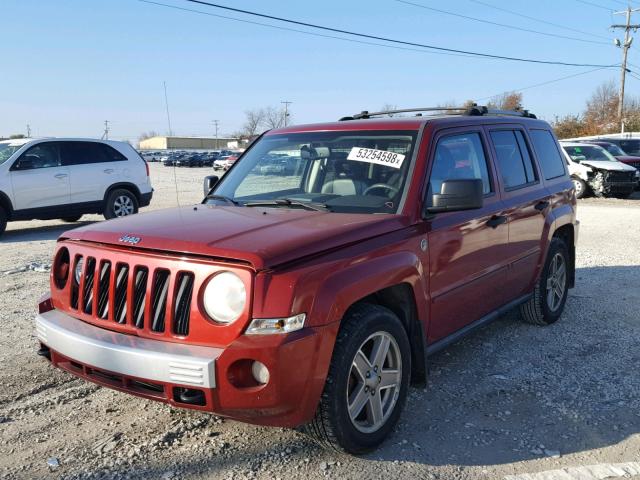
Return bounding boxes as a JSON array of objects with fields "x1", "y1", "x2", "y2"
[
  {"x1": 245, "y1": 198, "x2": 328, "y2": 211},
  {"x1": 205, "y1": 194, "x2": 241, "y2": 206}
]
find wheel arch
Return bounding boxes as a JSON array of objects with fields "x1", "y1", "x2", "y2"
[{"x1": 103, "y1": 182, "x2": 142, "y2": 204}]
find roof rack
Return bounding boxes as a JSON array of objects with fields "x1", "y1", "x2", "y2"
[{"x1": 338, "y1": 104, "x2": 537, "y2": 121}]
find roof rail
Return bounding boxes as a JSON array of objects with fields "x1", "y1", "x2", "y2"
[{"x1": 339, "y1": 104, "x2": 537, "y2": 121}]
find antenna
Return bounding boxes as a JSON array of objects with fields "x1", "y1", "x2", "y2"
[{"x1": 163, "y1": 81, "x2": 173, "y2": 136}]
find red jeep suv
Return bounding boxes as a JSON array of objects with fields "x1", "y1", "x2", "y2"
[{"x1": 36, "y1": 106, "x2": 577, "y2": 453}]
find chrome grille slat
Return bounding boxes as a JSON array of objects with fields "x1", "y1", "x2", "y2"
[
  {"x1": 173, "y1": 273, "x2": 194, "y2": 336},
  {"x1": 114, "y1": 265, "x2": 129, "y2": 324},
  {"x1": 151, "y1": 270, "x2": 170, "y2": 332},
  {"x1": 82, "y1": 258, "x2": 96, "y2": 315},
  {"x1": 133, "y1": 267, "x2": 148, "y2": 328},
  {"x1": 97, "y1": 261, "x2": 111, "y2": 319}
]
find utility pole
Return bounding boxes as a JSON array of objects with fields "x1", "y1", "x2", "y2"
[
  {"x1": 281, "y1": 101, "x2": 292, "y2": 127},
  {"x1": 212, "y1": 120, "x2": 219, "y2": 148},
  {"x1": 101, "y1": 120, "x2": 110, "y2": 140},
  {"x1": 612, "y1": 6, "x2": 640, "y2": 133},
  {"x1": 26, "y1": 124, "x2": 31, "y2": 138}
]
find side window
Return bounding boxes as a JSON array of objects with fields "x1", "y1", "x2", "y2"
[
  {"x1": 60, "y1": 142, "x2": 110, "y2": 166},
  {"x1": 529, "y1": 130, "x2": 566, "y2": 180},
  {"x1": 100, "y1": 144, "x2": 127, "y2": 162},
  {"x1": 12, "y1": 143, "x2": 59, "y2": 170},
  {"x1": 429, "y1": 132, "x2": 492, "y2": 197},
  {"x1": 490, "y1": 130, "x2": 536, "y2": 189}
]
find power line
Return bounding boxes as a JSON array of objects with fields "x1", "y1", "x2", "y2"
[
  {"x1": 575, "y1": 0, "x2": 613, "y2": 12},
  {"x1": 467, "y1": 0, "x2": 612, "y2": 41},
  {"x1": 396, "y1": 0, "x2": 611, "y2": 45},
  {"x1": 477, "y1": 66, "x2": 611, "y2": 101},
  {"x1": 169, "y1": 0, "x2": 619, "y2": 67}
]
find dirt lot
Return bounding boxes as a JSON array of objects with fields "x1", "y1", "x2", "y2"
[{"x1": 1, "y1": 163, "x2": 639, "y2": 480}]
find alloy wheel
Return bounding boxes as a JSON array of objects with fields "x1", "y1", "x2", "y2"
[
  {"x1": 347, "y1": 331, "x2": 402, "y2": 434},
  {"x1": 546, "y1": 252, "x2": 567, "y2": 312},
  {"x1": 113, "y1": 195, "x2": 134, "y2": 217}
]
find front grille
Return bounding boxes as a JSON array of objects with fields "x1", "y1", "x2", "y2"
[
  {"x1": 70, "y1": 254, "x2": 197, "y2": 337},
  {"x1": 606, "y1": 170, "x2": 635, "y2": 183}
]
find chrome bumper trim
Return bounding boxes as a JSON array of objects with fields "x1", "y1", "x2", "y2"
[{"x1": 35, "y1": 310, "x2": 220, "y2": 388}]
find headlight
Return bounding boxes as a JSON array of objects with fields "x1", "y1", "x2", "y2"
[
  {"x1": 202, "y1": 271, "x2": 246, "y2": 324},
  {"x1": 246, "y1": 313, "x2": 306, "y2": 335},
  {"x1": 74, "y1": 258, "x2": 83, "y2": 284}
]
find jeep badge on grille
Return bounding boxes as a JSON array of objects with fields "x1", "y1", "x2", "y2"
[{"x1": 119, "y1": 234, "x2": 141, "y2": 245}]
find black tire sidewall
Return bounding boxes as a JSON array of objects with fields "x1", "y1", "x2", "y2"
[
  {"x1": 104, "y1": 189, "x2": 139, "y2": 220},
  {"x1": 0, "y1": 206, "x2": 6, "y2": 235},
  {"x1": 327, "y1": 306, "x2": 411, "y2": 453},
  {"x1": 539, "y1": 238, "x2": 570, "y2": 324}
]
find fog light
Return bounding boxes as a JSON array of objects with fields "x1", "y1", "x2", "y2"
[{"x1": 251, "y1": 361, "x2": 270, "y2": 385}]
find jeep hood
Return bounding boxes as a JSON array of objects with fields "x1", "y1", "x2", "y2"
[
  {"x1": 61, "y1": 205, "x2": 410, "y2": 270},
  {"x1": 580, "y1": 160, "x2": 637, "y2": 172}
]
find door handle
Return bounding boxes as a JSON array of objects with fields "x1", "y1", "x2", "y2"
[
  {"x1": 534, "y1": 201, "x2": 550, "y2": 212},
  {"x1": 486, "y1": 215, "x2": 507, "y2": 229},
  {"x1": 54, "y1": 173, "x2": 68, "y2": 179},
  {"x1": 103, "y1": 169, "x2": 114, "y2": 174}
]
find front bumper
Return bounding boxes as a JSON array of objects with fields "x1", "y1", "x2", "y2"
[
  {"x1": 35, "y1": 309, "x2": 337, "y2": 427},
  {"x1": 36, "y1": 310, "x2": 219, "y2": 387}
]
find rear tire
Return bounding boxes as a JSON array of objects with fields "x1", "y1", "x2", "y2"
[
  {"x1": 305, "y1": 303, "x2": 411, "y2": 454},
  {"x1": 0, "y1": 206, "x2": 7, "y2": 236},
  {"x1": 61, "y1": 215, "x2": 82, "y2": 222},
  {"x1": 104, "y1": 189, "x2": 138, "y2": 220},
  {"x1": 520, "y1": 237, "x2": 569, "y2": 326}
]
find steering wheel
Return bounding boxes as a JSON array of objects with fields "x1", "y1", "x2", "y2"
[{"x1": 363, "y1": 183, "x2": 400, "y2": 197}]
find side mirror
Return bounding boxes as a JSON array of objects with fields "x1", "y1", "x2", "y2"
[
  {"x1": 203, "y1": 175, "x2": 219, "y2": 196},
  {"x1": 14, "y1": 157, "x2": 35, "y2": 170},
  {"x1": 426, "y1": 178, "x2": 483, "y2": 214}
]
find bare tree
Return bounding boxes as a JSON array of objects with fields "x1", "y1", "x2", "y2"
[
  {"x1": 242, "y1": 108, "x2": 266, "y2": 137},
  {"x1": 584, "y1": 80, "x2": 619, "y2": 134},
  {"x1": 486, "y1": 92, "x2": 522, "y2": 111},
  {"x1": 380, "y1": 103, "x2": 399, "y2": 117},
  {"x1": 138, "y1": 131, "x2": 159, "y2": 142},
  {"x1": 263, "y1": 106, "x2": 286, "y2": 129}
]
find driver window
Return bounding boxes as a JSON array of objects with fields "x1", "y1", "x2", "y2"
[
  {"x1": 13, "y1": 143, "x2": 60, "y2": 170},
  {"x1": 429, "y1": 132, "x2": 492, "y2": 197}
]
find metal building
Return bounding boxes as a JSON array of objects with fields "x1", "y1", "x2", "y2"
[{"x1": 139, "y1": 136, "x2": 238, "y2": 150}]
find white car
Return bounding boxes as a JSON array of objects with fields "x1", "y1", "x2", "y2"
[
  {"x1": 0, "y1": 138, "x2": 153, "y2": 235},
  {"x1": 560, "y1": 141, "x2": 639, "y2": 199}
]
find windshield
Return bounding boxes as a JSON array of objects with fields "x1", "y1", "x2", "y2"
[
  {"x1": 603, "y1": 143, "x2": 626, "y2": 156},
  {"x1": 0, "y1": 143, "x2": 22, "y2": 165},
  {"x1": 563, "y1": 145, "x2": 617, "y2": 162},
  {"x1": 210, "y1": 130, "x2": 418, "y2": 214}
]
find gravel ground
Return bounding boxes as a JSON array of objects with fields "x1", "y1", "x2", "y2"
[{"x1": 1, "y1": 163, "x2": 639, "y2": 480}]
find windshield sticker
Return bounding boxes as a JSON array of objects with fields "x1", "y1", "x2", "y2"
[{"x1": 347, "y1": 147, "x2": 406, "y2": 169}]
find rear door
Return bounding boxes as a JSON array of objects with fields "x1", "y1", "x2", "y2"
[
  {"x1": 486, "y1": 125, "x2": 549, "y2": 301},
  {"x1": 426, "y1": 128, "x2": 510, "y2": 341},
  {"x1": 10, "y1": 142, "x2": 71, "y2": 210},
  {"x1": 60, "y1": 141, "x2": 126, "y2": 204}
]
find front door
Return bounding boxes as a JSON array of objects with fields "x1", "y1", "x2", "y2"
[
  {"x1": 10, "y1": 142, "x2": 71, "y2": 210},
  {"x1": 425, "y1": 129, "x2": 510, "y2": 342}
]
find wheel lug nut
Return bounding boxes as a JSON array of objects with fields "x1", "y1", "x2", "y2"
[
  {"x1": 374, "y1": 366, "x2": 378, "y2": 372},
  {"x1": 364, "y1": 386, "x2": 368, "y2": 392},
  {"x1": 366, "y1": 371, "x2": 371, "y2": 378}
]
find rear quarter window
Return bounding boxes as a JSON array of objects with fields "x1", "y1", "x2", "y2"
[{"x1": 529, "y1": 130, "x2": 566, "y2": 180}]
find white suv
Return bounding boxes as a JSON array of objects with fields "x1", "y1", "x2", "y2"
[{"x1": 0, "y1": 138, "x2": 153, "y2": 235}]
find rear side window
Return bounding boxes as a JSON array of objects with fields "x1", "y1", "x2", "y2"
[
  {"x1": 490, "y1": 130, "x2": 537, "y2": 189},
  {"x1": 101, "y1": 144, "x2": 127, "y2": 161},
  {"x1": 429, "y1": 132, "x2": 492, "y2": 196},
  {"x1": 60, "y1": 142, "x2": 121, "y2": 166},
  {"x1": 529, "y1": 130, "x2": 566, "y2": 180}
]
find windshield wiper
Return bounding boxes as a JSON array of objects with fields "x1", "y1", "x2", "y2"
[
  {"x1": 244, "y1": 198, "x2": 328, "y2": 211},
  {"x1": 205, "y1": 194, "x2": 241, "y2": 206}
]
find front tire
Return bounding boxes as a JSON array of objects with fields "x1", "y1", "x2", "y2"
[
  {"x1": 0, "y1": 206, "x2": 7, "y2": 236},
  {"x1": 572, "y1": 177, "x2": 588, "y2": 199},
  {"x1": 305, "y1": 303, "x2": 411, "y2": 454},
  {"x1": 104, "y1": 189, "x2": 139, "y2": 220},
  {"x1": 520, "y1": 237, "x2": 570, "y2": 326}
]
